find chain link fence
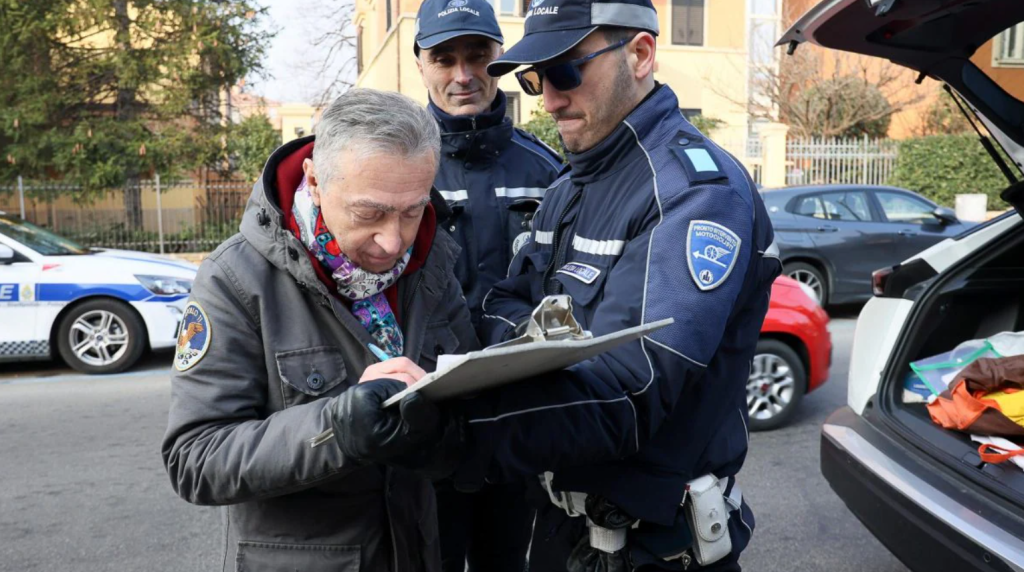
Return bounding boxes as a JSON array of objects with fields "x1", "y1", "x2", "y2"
[{"x1": 0, "y1": 178, "x2": 254, "y2": 253}]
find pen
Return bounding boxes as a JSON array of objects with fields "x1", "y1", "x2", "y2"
[
  {"x1": 367, "y1": 343, "x2": 391, "y2": 362},
  {"x1": 308, "y1": 343, "x2": 392, "y2": 449}
]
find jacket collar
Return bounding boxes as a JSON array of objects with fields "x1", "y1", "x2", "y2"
[
  {"x1": 565, "y1": 83, "x2": 678, "y2": 183},
  {"x1": 431, "y1": 90, "x2": 513, "y2": 162}
]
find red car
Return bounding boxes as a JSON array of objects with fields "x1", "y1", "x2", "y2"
[{"x1": 749, "y1": 275, "x2": 832, "y2": 431}]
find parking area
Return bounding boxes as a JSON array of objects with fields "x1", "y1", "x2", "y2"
[{"x1": 0, "y1": 314, "x2": 910, "y2": 572}]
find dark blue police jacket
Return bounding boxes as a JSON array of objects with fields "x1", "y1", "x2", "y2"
[
  {"x1": 430, "y1": 90, "x2": 562, "y2": 327},
  {"x1": 458, "y1": 84, "x2": 781, "y2": 558}
]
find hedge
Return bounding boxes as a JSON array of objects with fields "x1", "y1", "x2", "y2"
[{"x1": 888, "y1": 134, "x2": 1012, "y2": 210}]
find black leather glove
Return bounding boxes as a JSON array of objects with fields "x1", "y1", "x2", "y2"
[
  {"x1": 331, "y1": 380, "x2": 464, "y2": 475},
  {"x1": 586, "y1": 495, "x2": 639, "y2": 530},
  {"x1": 332, "y1": 380, "x2": 441, "y2": 464},
  {"x1": 567, "y1": 534, "x2": 631, "y2": 572}
]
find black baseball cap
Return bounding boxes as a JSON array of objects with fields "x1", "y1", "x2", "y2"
[
  {"x1": 486, "y1": 0, "x2": 659, "y2": 77},
  {"x1": 415, "y1": 0, "x2": 505, "y2": 54}
]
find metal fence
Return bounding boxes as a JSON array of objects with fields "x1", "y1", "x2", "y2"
[
  {"x1": 0, "y1": 136, "x2": 902, "y2": 254},
  {"x1": 785, "y1": 136, "x2": 898, "y2": 187},
  {"x1": 0, "y1": 177, "x2": 253, "y2": 253}
]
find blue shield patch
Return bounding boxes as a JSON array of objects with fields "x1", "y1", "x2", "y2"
[
  {"x1": 687, "y1": 220, "x2": 741, "y2": 291},
  {"x1": 175, "y1": 302, "x2": 212, "y2": 372}
]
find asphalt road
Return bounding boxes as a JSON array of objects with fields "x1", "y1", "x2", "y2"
[{"x1": 0, "y1": 315, "x2": 910, "y2": 572}]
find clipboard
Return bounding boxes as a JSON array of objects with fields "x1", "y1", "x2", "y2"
[{"x1": 383, "y1": 296, "x2": 674, "y2": 407}]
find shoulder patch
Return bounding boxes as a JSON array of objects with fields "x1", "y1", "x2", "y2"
[
  {"x1": 669, "y1": 131, "x2": 727, "y2": 184},
  {"x1": 175, "y1": 302, "x2": 212, "y2": 371},
  {"x1": 687, "y1": 221, "x2": 741, "y2": 291}
]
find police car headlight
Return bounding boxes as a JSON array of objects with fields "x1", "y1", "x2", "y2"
[{"x1": 136, "y1": 275, "x2": 193, "y2": 296}]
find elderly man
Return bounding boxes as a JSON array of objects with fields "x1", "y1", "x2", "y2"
[
  {"x1": 162, "y1": 88, "x2": 477, "y2": 572},
  {"x1": 412, "y1": 0, "x2": 562, "y2": 570}
]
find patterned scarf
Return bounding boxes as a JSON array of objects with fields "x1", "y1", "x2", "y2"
[{"x1": 292, "y1": 178, "x2": 409, "y2": 358}]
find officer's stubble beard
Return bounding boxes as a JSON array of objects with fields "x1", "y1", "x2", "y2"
[{"x1": 559, "y1": 52, "x2": 638, "y2": 154}]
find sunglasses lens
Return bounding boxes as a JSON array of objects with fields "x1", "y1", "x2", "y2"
[
  {"x1": 544, "y1": 63, "x2": 582, "y2": 92},
  {"x1": 517, "y1": 69, "x2": 544, "y2": 96}
]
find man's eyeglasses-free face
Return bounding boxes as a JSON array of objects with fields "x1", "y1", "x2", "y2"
[{"x1": 514, "y1": 37, "x2": 632, "y2": 96}]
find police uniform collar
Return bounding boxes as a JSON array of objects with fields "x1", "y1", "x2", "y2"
[
  {"x1": 430, "y1": 89, "x2": 508, "y2": 133},
  {"x1": 432, "y1": 91, "x2": 513, "y2": 162},
  {"x1": 566, "y1": 83, "x2": 674, "y2": 182}
]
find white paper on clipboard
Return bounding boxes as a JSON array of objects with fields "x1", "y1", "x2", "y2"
[{"x1": 382, "y1": 317, "x2": 674, "y2": 408}]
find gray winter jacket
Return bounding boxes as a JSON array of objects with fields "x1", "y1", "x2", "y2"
[{"x1": 161, "y1": 136, "x2": 479, "y2": 572}]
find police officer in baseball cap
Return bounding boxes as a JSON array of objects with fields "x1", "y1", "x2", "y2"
[
  {"x1": 456, "y1": 0, "x2": 779, "y2": 570},
  {"x1": 413, "y1": 1, "x2": 562, "y2": 572}
]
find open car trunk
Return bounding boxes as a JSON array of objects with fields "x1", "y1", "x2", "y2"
[{"x1": 878, "y1": 215, "x2": 1024, "y2": 506}]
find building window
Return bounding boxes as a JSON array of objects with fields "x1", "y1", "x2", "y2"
[
  {"x1": 672, "y1": 0, "x2": 704, "y2": 46},
  {"x1": 506, "y1": 92, "x2": 521, "y2": 124},
  {"x1": 521, "y1": 0, "x2": 531, "y2": 14},
  {"x1": 386, "y1": 0, "x2": 393, "y2": 30},
  {"x1": 680, "y1": 108, "x2": 702, "y2": 121},
  {"x1": 496, "y1": 0, "x2": 516, "y2": 16},
  {"x1": 996, "y1": 23, "x2": 1024, "y2": 66}
]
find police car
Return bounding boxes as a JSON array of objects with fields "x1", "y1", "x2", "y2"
[
  {"x1": 782, "y1": 0, "x2": 1024, "y2": 569},
  {"x1": 0, "y1": 212, "x2": 196, "y2": 374}
]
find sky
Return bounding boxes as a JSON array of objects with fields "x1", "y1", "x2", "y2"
[{"x1": 250, "y1": 0, "x2": 357, "y2": 104}]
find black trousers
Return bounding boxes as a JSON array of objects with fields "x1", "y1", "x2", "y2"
[{"x1": 436, "y1": 479, "x2": 535, "y2": 572}]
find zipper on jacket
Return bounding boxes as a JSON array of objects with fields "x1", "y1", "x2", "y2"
[{"x1": 542, "y1": 187, "x2": 583, "y2": 296}]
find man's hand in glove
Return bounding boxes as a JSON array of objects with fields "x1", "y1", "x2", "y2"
[
  {"x1": 331, "y1": 379, "x2": 463, "y2": 477},
  {"x1": 332, "y1": 379, "x2": 437, "y2": 462}
]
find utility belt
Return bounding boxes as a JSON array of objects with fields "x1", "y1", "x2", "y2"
[{"x1": 541, "y1": 472, "x2": 743, "y2": 569}]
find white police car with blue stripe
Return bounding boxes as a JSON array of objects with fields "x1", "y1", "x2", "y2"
[{"x1": 0, "y1": 212, "x2": 197, "y2": 373}]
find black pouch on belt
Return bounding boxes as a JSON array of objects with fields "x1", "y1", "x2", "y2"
[{"x1": 627, "y1": 508, "x2": 694, "y2": 571}]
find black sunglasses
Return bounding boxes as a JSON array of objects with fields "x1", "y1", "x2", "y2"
[{"x1": 515, "y1": 37, "x2": 632, "y2": 96}]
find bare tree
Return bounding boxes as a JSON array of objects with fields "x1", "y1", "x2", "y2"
[
  {"x1": 705, "y1": 1, "x2": 928, "y2": 139},
  {"x1": 747, "y1": 44, "x2": 927, "y2": 138},
  {"x1": 301, "y1": 0, "x2": 358, "y2": 107}
]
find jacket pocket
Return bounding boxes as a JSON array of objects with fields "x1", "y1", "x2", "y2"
[
  {"x1": 552, "y1": 261, "x2": 609, "y2": 308},
  {"x1": 275, "y1": 346, "x2": 349, "y2": 408},
  {"x1": 236, "y1": 541, "x2": 360, "y2": 572},
  {"x1": 505, "y1": 198, "x2": 541, "y2": 262}
]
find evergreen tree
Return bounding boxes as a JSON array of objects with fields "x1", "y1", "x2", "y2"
[{"x1": 0, "y1": 1, "x2": 271, "y2": 227}]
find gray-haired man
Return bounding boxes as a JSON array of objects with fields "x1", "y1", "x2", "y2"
[{"x1": 162, "y1": 88, "x2": 478, "y2": 572}]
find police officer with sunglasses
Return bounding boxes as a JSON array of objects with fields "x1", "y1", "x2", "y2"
[
  {"x1": 411, "y1": 1, "x2": 562, "y2": 571},
  {"x1": 450, "y1": 0, "x2": 782, "y2": 569}
]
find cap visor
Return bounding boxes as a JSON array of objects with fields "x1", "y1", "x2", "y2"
[
  {"x1": 417, "y1": 30, "x2": 504, "y2": 50},
  {"x1": 486, "y1": 27, "x2": 596, "y2": 77}
]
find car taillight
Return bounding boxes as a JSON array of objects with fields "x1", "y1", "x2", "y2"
[{"x1": 872, "y1": 266, "x2": 895, "y2": 297}]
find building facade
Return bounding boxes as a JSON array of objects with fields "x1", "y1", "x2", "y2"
[{"x1": 354, "y1": 0, "x2": 752, "y2": 144}]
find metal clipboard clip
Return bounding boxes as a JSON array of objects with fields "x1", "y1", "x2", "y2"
[{"x1": 490, "y1": 295, "x2": 593, "y2": 349}]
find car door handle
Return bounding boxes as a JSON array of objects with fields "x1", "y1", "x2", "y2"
[
  {"x1": 816, "y1": 225, "x2": 838, "y2": 233},
  {"x1": 897, "y1": 229, "x2": 918, "y2": 237}
]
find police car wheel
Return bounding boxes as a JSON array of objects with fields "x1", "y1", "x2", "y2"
[
  {"x1": 56, "y1": 299, "x2": 147, "y2": 374},
  {"x1": 784, "y1": 262, "x2": 827, "y2": 306},
  {"x1": 746, "y1": 339, "x2": 807, "y2": 431}
]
